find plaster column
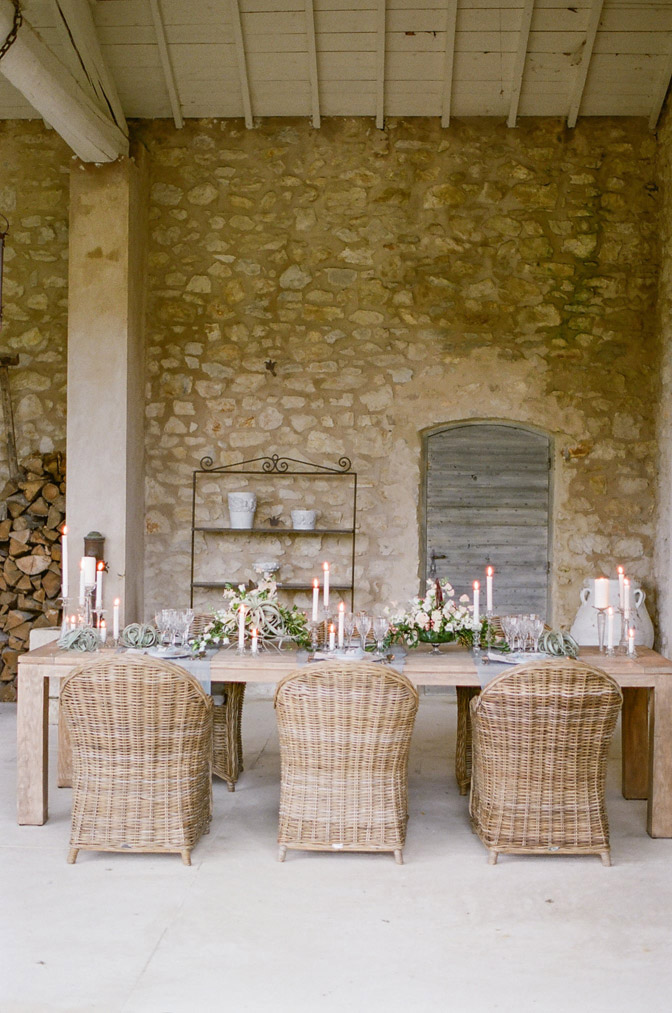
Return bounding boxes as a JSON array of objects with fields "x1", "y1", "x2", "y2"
[{"x1": 66, "y1": 148, "x2": 147, "y2": 625}]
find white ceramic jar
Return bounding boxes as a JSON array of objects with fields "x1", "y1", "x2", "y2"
[
  {"x1": 569, "y1": 578, "x2": 654, "y2": 647},
  {"x1": 291, "y1": 509, "x2": 317, "y2": 530},
  {"x1": 228, "y1": 491, "x2": 257, "y2": 529}
]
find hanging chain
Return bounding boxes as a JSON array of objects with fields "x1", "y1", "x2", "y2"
[{"x1": 0, "y1": 2, "x2": 22, "y2": 63}]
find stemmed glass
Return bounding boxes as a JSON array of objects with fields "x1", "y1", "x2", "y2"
[
  {"x1": 372, "y1": 615, "x2": 389, "y2": 657},
  {"x1": 355, "y1": 612, "x2": 371, "y2": 651},
  {"x1": 530, "y1": 614, "x2": 544, "y2": 653},
  {"x1": 154, "y1": 610, "x2": 172, "y2": 648},
  {"x1": 501, "y1": 615, "x2": 518, "y2": 653},
  {"x1": 344, "y1": 612, "x2": 356, "y2": 650}
]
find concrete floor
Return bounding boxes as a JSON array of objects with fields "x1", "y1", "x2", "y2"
[{"x1": 1, "y1": 696, "x2": 672, "y2": 1013}]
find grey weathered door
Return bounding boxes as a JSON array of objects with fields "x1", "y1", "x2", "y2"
[{"x1": 424, "y1": 423, "x2": 551, "y2": 617}]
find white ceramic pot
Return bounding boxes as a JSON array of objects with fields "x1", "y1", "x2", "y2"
[
  {"x1": 228, "y1": 491, "x2": 256, "y2": 530},
  {"x1": 291, "y1": 509, "x2": 317, "y2": 530},
  {"x1": 569, "y1": 578, "x2": 654, "y2": 647}
]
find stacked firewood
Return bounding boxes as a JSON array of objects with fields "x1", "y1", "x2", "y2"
[{"x1": 0, "y1": 452, "x2": 64, "y2": 700}]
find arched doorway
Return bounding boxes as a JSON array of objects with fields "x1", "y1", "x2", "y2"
[{"x1": 422, "y1": 422, "x2": 552, "y2": 617}]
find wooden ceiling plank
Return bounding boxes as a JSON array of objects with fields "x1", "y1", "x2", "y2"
[
  {"x1": 148, "y1": 0, "x2": 183, "y2": 128},
  {"x1": 649, "y1": 40, "x2": 672, "y2": 130},
  {"x1": 507, "y1": 0, "x2": 535, "y2": 128},
  {"x1": 0, "y1": 0, "x2": 128, "y2": 161},
  {"x1": 53, "y1": 0, "x2": 127, "y2": 133},
  {"x1": 228, "y1": 0, "x2": 254, "y2": 127},
  {"x1": 375, "y1": 0, "x2": 385, "y2": 129},
  {"x1": 304, "y1": 0, "x2": 320, "y2": 127},
  {"x1": 567, "y1": 0, "x2": 605, "y2": 128},
  {"x1": 440, "y1": 0, "x2": 458, "y2": 127}
]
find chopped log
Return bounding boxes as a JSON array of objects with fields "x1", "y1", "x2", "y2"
[
  {"x1": 3, "y1": 557, "x2": 22, "y2": 585},
  {"x1": 9, "y1": 527, "x2": 30, "y2": 545},
  {"x1": 0, "y1": 518, "x2": 12, "y2": 540},
  {"x1": 22, "y1": 456, "x2": 43, "y2": 475},
  {"x1": 12, "y1": 515, "x2": 38, "y2": 531},
  {"x1": 43, "y1": 528, "x2": 59, "y2": 543},
  {"x1": 6, "y1": 609, "x2": 33, "y2": 630},
  {"x1": 29, "y1": 530, "x2": 49, "y2": 547},
  {"x1": 18, "y1": 594, "x2": 43, "y2": 610},
  {"x1": 9, "y1": 539, "x2": 31, "y2": 557},
  {"x1": 16, "y1": 553, "x2": 51, "y2": 576},
  {"x1": 46, "y1": 504, "x2": 64, "y2": 530},
  {"x1": 41, "y1": 570, "x2": 62, "y2": 598},
  {"x1": 18, "y1": 479, "x2": 44, "y2": 502},
  {"x1": 0, "y1": 591, "x2": 17, "y2": 606},
  {"x1": 28, "y1": 497, "x2": 50, "y2": 517},
  {"x1": 42, "y1": 482, "x2": 60, "y2": 503},
  {"x1": 9, "y1": 622, "x2": 32, "y2": 642},
  {"x1": 0, "y1": 480, "x2": 19, "y2": 500},
  {"x1": 16, "y1": 575, "x2": 33, "y2": 591},
  {"x1": 7, "y1": 499, "x2": 25, "y2": 519}
]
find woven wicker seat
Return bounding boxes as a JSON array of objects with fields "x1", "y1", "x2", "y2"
[
  {"x1": 274, "y1": 661, "x2": 419, "y2": 864},
  {"x1": 455, "y1": 618, "x2": 550, "y2": 795},
  {"x1": 469, "y1": 658, "x2": 622, "y2": 865},
  {"x1": 60, "y1": 655, "x2": 213, "y2": 865},
  {"x1": 192, "y1": 613, "x2": 246, "y2": 790}
]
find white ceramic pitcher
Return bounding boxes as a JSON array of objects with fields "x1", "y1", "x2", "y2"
[{"x1": 569, "y1": 578, "x2": 654, "y2": 647}]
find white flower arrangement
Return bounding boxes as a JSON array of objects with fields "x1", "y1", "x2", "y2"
[
  {"x1": 191, "y1": 579, "x2": 310, "y2": 653},
  {"x1": 389, "y1": 578, "x2": 484, "y2": 648}
]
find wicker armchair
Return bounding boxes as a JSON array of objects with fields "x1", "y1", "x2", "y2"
[
  {"x1": 275, "y1": 661, "x2": 419, "y2": 864},
  {"x1": 469, "y1": 658, "x2": 622, "y2": 865},
  {"x1": 60, "y1": 655, "x2": 213, "y2": 865},
  {"x1": 192, "y1": 613, "x2": 246, "y2": 791},
  {"x1": 455, "y1": 618, "x2": 550, "y2": 794}
]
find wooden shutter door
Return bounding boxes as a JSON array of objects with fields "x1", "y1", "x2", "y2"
[{"x1": 424, "y1": 424, "x2": 551, "y2": 617}]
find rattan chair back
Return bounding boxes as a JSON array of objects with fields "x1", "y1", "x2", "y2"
[
  {"x1": 469, "y1": 658, "x2": 622, "y2": 865},
  {"x1": 60, "y1": 654, "x2": 213, "y2": 865},
  {"x1": 274, "y1": 660, "x2": 419, "y2": 864}
]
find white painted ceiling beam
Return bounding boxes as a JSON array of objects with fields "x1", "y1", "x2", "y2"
[
  {"x1": 649, "y1": 39, "x2": 672, "y2": 130},
  {"x1": 567, "y1": 0, "x2": 605, "y2": 129},
  {"x1": 441, "y1": 0, "x2": 458, "y2": 128},
  {"x1": 304, "y1": 0, "x2": 320, "y2": 128},
  {"x1": 229, "y1": 0, "x2": 253, "y2": 129},
  {"x1": 148, "y1": 0, "x2": 183, "y2": 129},
  {"x1": 507, "y1": 0, "x2": 535, "y2": 128},
  {"x1": 375, "y1": 0, "x2": 385, "y2": 129},
  {"x1": 54, "y1": 0, "x2": 127, "y2": 133},
  {"x1": 0, "y1": 0, "x2": 128, "y2": 161}
]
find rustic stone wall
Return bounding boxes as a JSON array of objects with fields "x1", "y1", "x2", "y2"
[
  {"x1": 0, "y1": 122, "x2": 70, "y2": 471},
  {"x1": 136, "y1": 117, "x2": 660, "y2": 627}
]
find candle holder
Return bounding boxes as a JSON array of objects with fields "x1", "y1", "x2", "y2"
[
  {"x1": 471, "y1": 623, "x2": 482, "y2": 659},
  {"x1": 485, "y1": 609, "x2": 494, "y2": 650},
  {"x1": 594, "y1": 606, "x2": 608, "y2": 653},
  {"x1": 309, "y1": 618, "x2": 321, "y2": 652},
  {"x1": 59, "y1": 597, "x2": 72, "y2": 637}
]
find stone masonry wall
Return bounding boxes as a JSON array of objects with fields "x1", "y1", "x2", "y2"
[
  {"x1": 0, "y1": 122, "x2": 70, "y2": 470},
  {"x1": 136, "y1": 117, "x2": 660, "y2": 627}
]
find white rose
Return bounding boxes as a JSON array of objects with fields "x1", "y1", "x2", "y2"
[
  {"x1": 431, "y1": 609, "x2": 443, "y2": 629},
  {"x1": 416, "y1": 611, "x2": 430, "y2": 630}
]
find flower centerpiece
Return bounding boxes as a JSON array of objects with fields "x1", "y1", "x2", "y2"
[
  {"x1": 389, "y1": 578, "x2": 487, "y2": 650},
  {"x1": 191, "y1": 578, "x2": 311, "y2": 653}
]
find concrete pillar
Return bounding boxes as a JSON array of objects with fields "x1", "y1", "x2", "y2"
[{"x1": 65, "y1": 148, "x2": 147, "y2": 625}]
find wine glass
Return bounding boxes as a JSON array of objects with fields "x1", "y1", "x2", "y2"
[
  {"x1": 530, "y1": 614, "x2": 545, "y2": 653},
  {"x1": 372, "y1": 615, "x2": 389, "y2": 657},
  {"x1": 154, "y1": 610, "x2": 172, "y2": 648},
  {"x1": 344, "y1": 612, "x2": 356, "y2": 650},
  {"x1": 355, "y1": 612, "x2": 371, "y2": 651}
]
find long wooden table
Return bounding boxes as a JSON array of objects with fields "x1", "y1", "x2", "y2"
[{"x1": 16, "y1": 643, "x2": 672, "y2": 837}]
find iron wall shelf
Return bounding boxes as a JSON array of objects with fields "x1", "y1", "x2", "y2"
[{"x1": 190, "y1": 454, "x2": 357, "y2": 609}]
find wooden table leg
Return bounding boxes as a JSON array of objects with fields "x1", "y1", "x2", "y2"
[
  {"x1": 57, "y1": 706, "x2": 72, "y2": 788},
  {"x1": 212, "y1": 683, "x2": 245, "y2": 791},
  {"x1": 647, "y1": 678, "x2": 672, "y2": 838},
  {"x1": 17, "y1": 663, "x2": 49, "y2": 825},
  {"x1": 455, "y1": 687, "x2": 479, "y2": 795},
  {"x1": 621, "y1": 687, "x2": 649, "y2": 799}
]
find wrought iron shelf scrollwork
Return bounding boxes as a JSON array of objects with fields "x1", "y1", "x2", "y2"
[{"x1": 190, "y1": 454, "x2": 357, "y2": 608}]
